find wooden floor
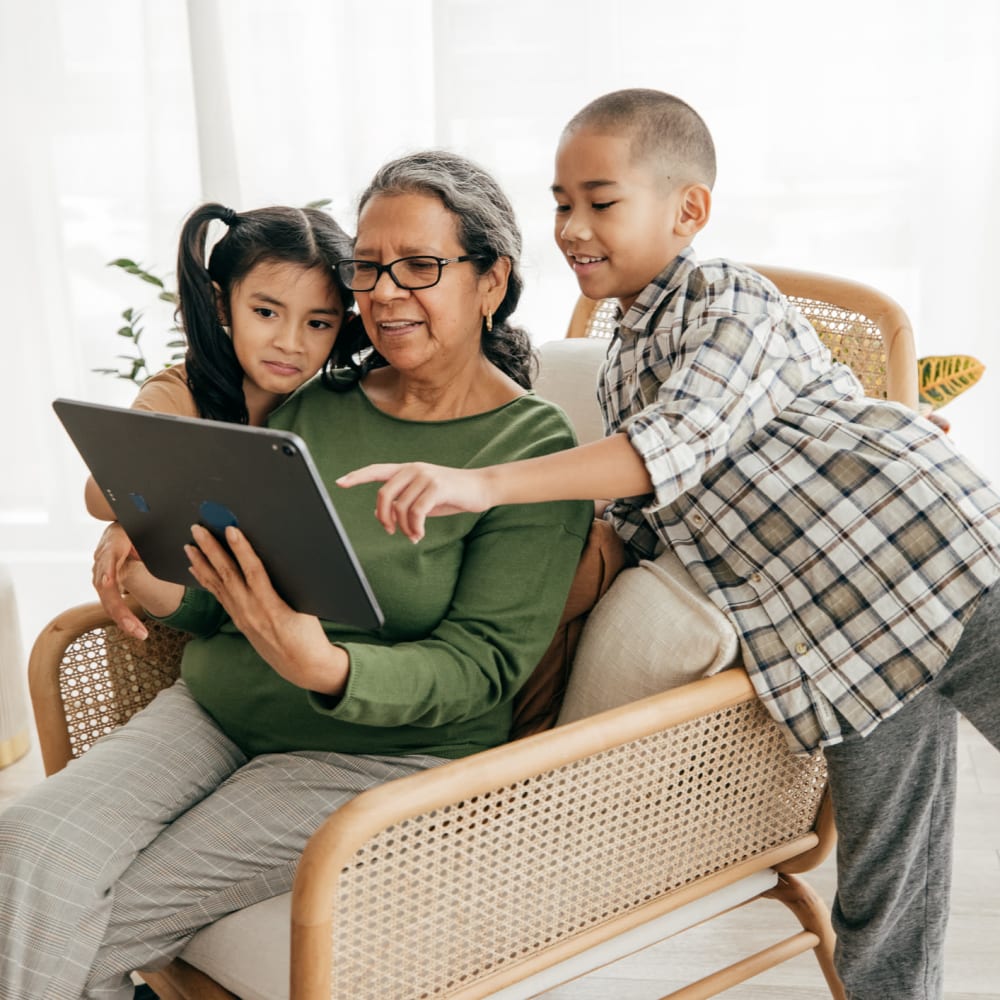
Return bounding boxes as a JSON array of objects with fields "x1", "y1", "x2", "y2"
[{"x1": 1, "y1": 717, "x2": 997, "y2": 999}]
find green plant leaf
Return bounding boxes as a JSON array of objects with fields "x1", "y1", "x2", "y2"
[
  {"x1": 117, "y1": 326, "x2": 135, "y2": 338},
  {"x1": 108, "y1": 258, "x2": 138, "y2": 270},
  {"x1": 304, "y1": 198, "x2": 331, "y2": 209},
  {"x1": 159, "y1": 291, "x2": 179, "y2": 304},
  {"x1": 917, "y1": 355, "x2": 986, "y2": 410}
]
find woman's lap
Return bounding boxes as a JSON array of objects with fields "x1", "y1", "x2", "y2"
[
  {"x1": 0, "y1": 680, "x2": 245, "y2": 999},
  {"x1": 0, "y1": 680, "x2": 445, "y2": 999}
]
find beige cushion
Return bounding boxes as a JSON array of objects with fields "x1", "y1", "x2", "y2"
[
  {"x1": 181, "y1": 892, "x2": 291, "y2": 1000},
  {"x1": 511, "y1": 519, "x2": 627, "y2": 740},
  {"x1": 557, "y1": 548, "x2": 740, "y2": 725},
  {"x1": 534, "y1": 338, "x2": 608, "y2": 445}
]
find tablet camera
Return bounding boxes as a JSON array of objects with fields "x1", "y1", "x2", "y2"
[{"x1": 281, "y1": 443, "x2": 297, "y2": 457}]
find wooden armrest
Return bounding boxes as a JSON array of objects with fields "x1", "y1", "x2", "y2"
[{"x1": 292, "y1": 668, "x2": 830, "y2": 999}]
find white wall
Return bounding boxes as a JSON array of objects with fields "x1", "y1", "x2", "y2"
[{"x1": 3, "y1": 0, "x2": 999, "y2": 650}]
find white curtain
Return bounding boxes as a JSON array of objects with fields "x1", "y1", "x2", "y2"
[{"x1": 3, "y1": 0, "x2": 999, "y2": 642}]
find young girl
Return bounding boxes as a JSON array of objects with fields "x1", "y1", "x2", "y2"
[{"x1": 89, "y1": 202, "x2": 357, "y2": 638}]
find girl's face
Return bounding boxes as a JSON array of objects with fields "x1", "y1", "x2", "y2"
[
  {"x1": 227, "y1": 261, "x2": 345, "y2": 412},
  {"x1": 352, "y1": 192, "x2": 505, "y2": 378}
]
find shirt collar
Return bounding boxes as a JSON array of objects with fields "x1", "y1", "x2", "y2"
[{"x1": 620, "y1": 245, "x2": 699, "y2": 334}]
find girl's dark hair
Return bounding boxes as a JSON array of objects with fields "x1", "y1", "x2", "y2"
[
  {"x1": 176, "y1": 203, "x2": 355, "y2": 422},
  {"x1": 339, "y1": 150, "x2": 536, "y2": 389}
]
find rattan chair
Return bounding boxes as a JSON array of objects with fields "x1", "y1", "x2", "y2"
[
  {"x1": 29, "y1": 612, "x2": 840, "y2": 1000},
  {"x1": 565, "y1": 263, "x2": 919, "y2": 409},
  {"x1": 29, "y1": 269, "x2": 908, "y2": 998}
]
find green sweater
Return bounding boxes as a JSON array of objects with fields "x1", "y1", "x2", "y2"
[{"x1": 160, "y1": 378, "x2": 592, "y2": 759}]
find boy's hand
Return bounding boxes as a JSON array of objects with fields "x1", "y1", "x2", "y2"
[{"x1": 337, "y1": 463, "x2": 493, "y2": 543}]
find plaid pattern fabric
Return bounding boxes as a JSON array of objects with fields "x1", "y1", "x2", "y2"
[
  {"x1": 600, "y1": 249, "x2": 1000, "y2": 752},
  {"x1": 0, "y1": 682, "x2": 443, "y2": 998}
]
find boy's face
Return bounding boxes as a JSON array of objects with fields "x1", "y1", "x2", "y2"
[{"x1": 552, "y1": 127, "x2": 698, "y2": 312}]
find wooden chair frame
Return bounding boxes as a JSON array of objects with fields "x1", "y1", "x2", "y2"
[{"x1": 29, "y1": 604, "x2": 842, "y2": 1000}]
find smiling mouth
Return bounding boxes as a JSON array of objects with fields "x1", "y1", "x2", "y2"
[
  {"x1": 568, "y1": 252, "x2": 608, "y2": 269},
  {"x1": 377, "y1": 319, "x2": 422, "y2": 334}
]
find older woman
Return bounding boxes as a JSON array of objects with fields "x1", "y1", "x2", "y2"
[{"x1": 0, "y1": 151, "x2": 592, "y2": 1000}]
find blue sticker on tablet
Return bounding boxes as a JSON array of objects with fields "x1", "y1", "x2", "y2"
[
  {"x1": 129, "y1": 492, "x2": 150, "y2": 513},
  {"x1": 198, "y1": 500, "x2": 239, "y2": 537}
]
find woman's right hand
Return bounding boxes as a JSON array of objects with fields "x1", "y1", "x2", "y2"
[{"x1": 92, "y1": 521, "x2": 150, "y2": 639}]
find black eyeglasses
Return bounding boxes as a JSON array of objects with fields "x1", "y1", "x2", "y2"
[{"x1": 336, "y1": 255, "x2": 485, "y2": 292}]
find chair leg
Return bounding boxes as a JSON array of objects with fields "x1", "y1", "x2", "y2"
[
  {"x1": 763, "y1": 872, "x2": 846, "y2": 1000},
  {"x1": 141, "y1": 960, "x2": 238, "y2": 1000}
]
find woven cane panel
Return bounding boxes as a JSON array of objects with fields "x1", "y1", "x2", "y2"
[
  {"x1": 584, "y1": 295, "x2": 888, "y2": 400},
  {"x1": 329, "y1": 699, "x2": 827, "y2": 999},
  {"x1": 789, "y1": 296, "x2": 888, "y2": 400},
  {"x1": 60, "y1": 622, "x2": 188, "y2": 758},
  {"x1": 584, "y1": 298, "x2": 620, "y2": 339}
]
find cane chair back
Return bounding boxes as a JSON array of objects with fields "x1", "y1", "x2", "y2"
[{"x1": 565, "y1": 264, "x2": 918, "y2": 409}]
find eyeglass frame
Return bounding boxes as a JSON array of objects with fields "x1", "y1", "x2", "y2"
[{"x1": 335, "y1": 254, "x2": 487, "y2": 292}]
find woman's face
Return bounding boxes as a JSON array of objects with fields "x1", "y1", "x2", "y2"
[
  {"x1": 352, "y1": 192, "x2": 503, "y2": 377},
  {"x1": 228, "y1": 260, "x2": 344, "y2": 406}
]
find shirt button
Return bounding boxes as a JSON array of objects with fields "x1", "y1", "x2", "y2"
[
  {"x1": 750, "y1": 573, "x2": 762, "y2": 584},
  {"x1": 691, "y1": 514, "x2": 704, "y2": 525},
  {"x1": 794, "y1": 642, "x2": 808, "y2": 655}
]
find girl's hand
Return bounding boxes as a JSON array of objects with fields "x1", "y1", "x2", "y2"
[
  {"x1": 336, "y1": 463, "x2": 492, "y2": 543},
  {"x1": 185, "y1": 524, "x2": 350, "y2": 695},
  {"x1": 92, "y1": 522, "x2": 149, "y2": 639}
]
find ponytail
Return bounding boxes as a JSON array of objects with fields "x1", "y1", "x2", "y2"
[{"x1": 177, "y1": 203, "x2": 248, "y2": 423}]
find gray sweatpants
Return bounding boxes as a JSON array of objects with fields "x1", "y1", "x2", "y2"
[
  {"x1": 0, "y1": 681, "x2": 443, "y2": 1000},
  {"x1": 824, "y1": 582, "x2": 1000, "y2": 1000}
]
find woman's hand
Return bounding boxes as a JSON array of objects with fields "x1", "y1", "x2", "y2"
[
  {"x1": 92, "y1": 522, "x2": 152, "y2": 639},
  {"x1": 185, "y1": 524, "x2": 350, "y2": 695},
  {"x1": 337, "y1": 463, "x2": 493, "y2": 543}
]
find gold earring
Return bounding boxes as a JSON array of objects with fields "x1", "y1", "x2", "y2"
[{"x1": 485, "y1": 310, "x2": 493, "y2": 333}]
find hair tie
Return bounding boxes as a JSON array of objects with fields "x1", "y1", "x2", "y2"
[{"x1": 220, "y1": 207, "x2": 238, "y2": 227}]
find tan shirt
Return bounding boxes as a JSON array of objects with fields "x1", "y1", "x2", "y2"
[{"x1": 132, "y1": 364, "x2": 197, "y2": 418}]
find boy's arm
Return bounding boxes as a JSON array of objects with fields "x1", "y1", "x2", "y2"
[{"x1": 337, "y1": 433, "x2": 651, "y2": 543}]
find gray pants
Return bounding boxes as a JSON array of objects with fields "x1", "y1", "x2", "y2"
[
  {"x1": 0, "y1": 681, "x2": 443, "y2": 1000},
  {"x1": 825, "y1": 582, "x2": 1000, "y2": 1000}
]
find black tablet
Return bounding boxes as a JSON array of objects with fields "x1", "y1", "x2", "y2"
[{"x1": 53, "y1": 398, "x2": 383, "y2": 630}]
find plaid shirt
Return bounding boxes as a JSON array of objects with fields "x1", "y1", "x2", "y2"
[{"x1": 600, "y1": 248, "x2": 1000, "y2": 752}]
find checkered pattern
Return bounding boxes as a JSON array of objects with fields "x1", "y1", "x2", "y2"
[{"x1": 600, "y1": 248, "x2": 1000, "y2": 752}]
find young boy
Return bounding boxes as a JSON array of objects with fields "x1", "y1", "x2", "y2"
[{"x1": 340, "y1": 89, "x2": 1000, "y2": 998}]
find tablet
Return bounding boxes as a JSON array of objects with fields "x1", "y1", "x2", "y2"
[{"x1": 53, "y1": 398, "x2": 383, "y2": 630}]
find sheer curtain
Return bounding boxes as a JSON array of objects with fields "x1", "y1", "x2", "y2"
[{"x1": 3, "y1": 0, "x2": 999, "y2": 643}]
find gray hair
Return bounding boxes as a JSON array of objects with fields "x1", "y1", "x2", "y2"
[{"x1": 356, "y1": 150, "x2": 535, "y2": 387}]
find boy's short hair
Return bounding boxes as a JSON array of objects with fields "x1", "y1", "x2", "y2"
[{"x1": 563, "y1": 88, "x2": 717, "y2": 190}]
